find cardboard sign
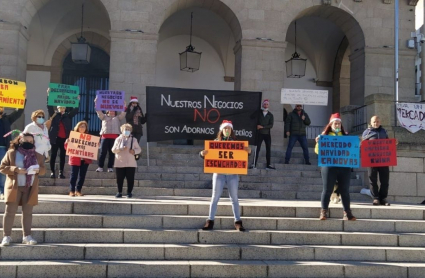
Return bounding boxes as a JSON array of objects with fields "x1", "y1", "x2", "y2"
[
  {"x1": 0, "y1": 78, "x2": 26, "y2": 109},
  {"x1": 95, "y1": 90, "x2": 125, "y2": 111},
  {"x1": 48, "y1": 83, "x2": 80, "y2": 108},
  {"x1": 281, "y1": 88, "x2": 328, "y2": 106},
  {"x1": 318, "y1": 135, "x2": 360, "y2": 168},
  {"x1": 204, "y1": 140, "x2": 249, "y2": 175},
  {"x1": 66, "y1": 131, "x2": 100, "y2": 160},
  {"x1": 361, "y1": 139, "x2": 397, "y2": 167}
]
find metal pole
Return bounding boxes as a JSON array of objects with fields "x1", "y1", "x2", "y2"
[
  {"x1": 147, "y1": 142, "x2": 150, "y2": 167},
  {"x1": 395, "y1": 0, "x2": 399, "y2": 126}
]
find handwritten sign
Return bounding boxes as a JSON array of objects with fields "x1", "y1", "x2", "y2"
[
  {"x1": 48, "y1": 83, "x2": 80, "y2": 108},
  {"x1": 361, "y1": 139, "x2": 397, "y2": 167},
  {"x1": 396, "y1": 103, "x2": 425, "y2": 133},
  {"x1": 318, "y1": 135, "x2": 360, "y2": 168},
  {"x1": 281, "y1": 88, "x2": 328, "y2": 106},
  {"x1": 96, "y1": 90, "x2": 125, "y2": 111},
  {"x1": 0, "y1": 78, "x2": 26, "y2": 109},
  {"x1": 204, "y1": 140, "x2": 248, "y2": 175},
  {"x1": 66, "y1": 131, "x2": 100, "y2": 160}
]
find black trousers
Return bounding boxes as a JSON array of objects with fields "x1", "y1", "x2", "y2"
[
  {"x1": 254, "y1": 133, "x2": 271, "y2": 166},
  {"x1": 116, "y1": 167, "x2": 136, "y2": 194},
  {"x1": 98, "y1": 138, "x2": 115, "y2": 168},
  {"x1": 50, "y1": 137, "x2": 66, "y2": 172},
  {"x1": 321, "y1": 167, "x2": 351, "y2": 211},
  {"x1": 368, "y1": 166, "x2": 390, "y2": 200}
]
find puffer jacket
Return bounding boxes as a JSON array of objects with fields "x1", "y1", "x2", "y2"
[
  {"x1": 362, "y1": 126, "x2": 388, "y2": 141},
  {"x1": 285, "y1": 109, "x2": 311, "y2": 136},
  {"x1": 112, "y1": 135, "x2": 141, "y2": 168},
  {"x1": 96, "y1": 111, "x2": 126, "y2": 135}
]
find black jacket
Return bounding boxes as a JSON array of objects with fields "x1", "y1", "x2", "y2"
[
  {"x1": 362, "y1": 125, "x2": 389, "y2": 140},
  {"x1": 253, "y1": 110, "x2": 274, "y2": 135},
  {"x1": 125, "y1": 106, "x2": 146, "y2": 136},
  {"x1": 47, "y1": 105, "x2": 79, "y2": 144},
  {"x1": 284, "y1": 109, "x2": 311, "y2": 136},
  {"x1": 0, "y1": 101, "x2": 26, "y2": 147}
]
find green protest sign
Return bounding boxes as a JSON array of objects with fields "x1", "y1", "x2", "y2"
[{"x1": 48, "y1": 83, "x2": 80, "y2": 108}]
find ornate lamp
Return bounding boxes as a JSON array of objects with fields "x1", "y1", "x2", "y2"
[
  {"x1": 179, "y1": 12, "x2": 202, "y2": 72},
  {"x1": 285, "y1": 21, "x2": 307, "y2": 78},
  {"x1": 72, "y1": 3, "x2": 91, "y2": 64}
]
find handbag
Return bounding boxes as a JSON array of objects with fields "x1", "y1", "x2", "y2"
[{"x1": 130, "y1": 136, "x2": 140, "y2": 161}]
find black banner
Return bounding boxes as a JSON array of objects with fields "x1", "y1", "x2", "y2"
[{"x1": 146, "y1": 86, "x2": 262, "y2": 144}]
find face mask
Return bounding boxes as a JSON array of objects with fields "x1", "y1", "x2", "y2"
[
  {"x1": 21, "y1": 142, "x2": 34, "y2": 150},
  {"x1": 333, "y1": 128, "x2": 341, "y2": 133},
  {"x1": 223, "y1": 129, "x2": 231, "y2": 137},
  {"x1": 124, "y1": 130, "x2": 131, "y2": 137},
  {"x1": 36, "y1": 118, "x2": 45, "y2": 124}
]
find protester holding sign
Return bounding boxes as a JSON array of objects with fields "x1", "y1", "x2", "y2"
[
  {"x1": 23, "y1": 110, "x2": 51, "y2": 160},
  {"x1": 362, "y1": 116, "x2": 397, "y2": 206},
  {"x1": 0, "y1": 93, "x2": 26, "y2": 200},
  {"x1": 125, "y1": 96, "x2": 146, "y2": 143},
  {"x1": 64, "y1": 121, "x2": 93, "y2": 197},
  {"x1": 47, "y1": 89, "x2": 79, "y2": 179},
  {"x1": 0, "y1": 133, "x2": 46, "y2": 246},
  {"x1": 285, "y1": 104, "x2": 311, "y2": 165},
  {"x1": 94, "y1": 97, "x2": 126, "y2": 173},
  {"x1": 111, "y1": 124, "x2": 141, "y2": 198},
  {"x1": 315, "y1": 113, "x2": 356, "y2": 221},
  {"x1": 199, "y1": 120, "x2": 251, "y2": 232}
]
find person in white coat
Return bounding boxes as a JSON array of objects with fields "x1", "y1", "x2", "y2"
[{"x1": 23, "y1": 110, "x2": 51, "y2": 160}]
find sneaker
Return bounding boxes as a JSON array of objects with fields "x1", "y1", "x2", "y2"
[
  {"x1": 126, "y1": 193, "x2": 133, "y2": 198},
  {"x1": 380, "y1": 199, "x2": 390, "y2": 206},
  {"x1": 266, "y1": 165, "x2": 276, "y2": 170},
  {"x1": 22, "y1": 235, "x2": 37, "y2": 245},
  {"x1": 115, "y1": 193, "x2": 122, "y2": 198},
  {"x1": 50, "y1": 172, "x2": 56, "y2": 179},
  {"x1": 248, "y1": 164, "x2": 256, "y2": 169},
  {"x1": 59, "y1": 172, "x2": 65, "y2": 179},
  {"x1": 96, "y1": 167, "x2": 103, "y2": 172},
  {"x1": 373, "y1": 199, "x2": 380, "y2": 206},
  {"x1": 107, "y1": 168, "x2": 114, "y2": 173},
  {"x1": 1, "y1": 236, "x2": 11, "y2": 246},
  {"x1": 0, "y1": 193, "x2": 4, "y2": 200}
]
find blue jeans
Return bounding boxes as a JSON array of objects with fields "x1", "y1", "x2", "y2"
[
  {"x1": 285, "y1": 135, "x2": 310, "y2": 163},
  {"x1": 208, "y1": 174, "x2": 241, "y2": 221},
  {"x1": 0, "y1": 147, "x2": 6, "y2": 194},
  {"x1": 69, "y1": 161, "x2": 89, "y2": 192}
]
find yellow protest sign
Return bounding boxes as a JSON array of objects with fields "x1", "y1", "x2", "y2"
[
  {"x1": 204, "y1": 140, "x2": 248, "y2": 175},
  {"x1": 0, "y1": 78, "x2": 26, "y2": 108},
  {"x1": 66, "y1": 131, "x2": 100, "y2": 160}
]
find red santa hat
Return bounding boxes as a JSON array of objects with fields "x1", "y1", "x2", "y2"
[
  {"x1": 329, "y1": 113, "x2": 341, "y2": 124},
  {"x1": 129, "y1": 96, "x2": 139, "y2": 103},
  {"x1": 219, "y1": 120, "x2": 233, "y2": 131}
]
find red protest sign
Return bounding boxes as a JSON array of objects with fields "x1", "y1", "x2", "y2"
[{"x1": 361, "y1": 139, "x2": 397, "y2": 167}]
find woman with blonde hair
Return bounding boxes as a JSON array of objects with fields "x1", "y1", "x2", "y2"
[
  {"x1": 64, "y1": 121, "x2": 92, "y2": 197},
  {"x1": 1, "y1": 133, "x2": 46, "y2": 246},
  {"x1": 23, "y1": 110, "x2": 51, "y2": 160},
  {"x1": 112, "y1": 123, "x2": 141, "y2": 198}
]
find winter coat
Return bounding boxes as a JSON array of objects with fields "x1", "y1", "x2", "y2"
[
  {"x1": 125, "y1": 106, "x2": 146, "y2": 135},
  {"x1": 0, "y1": 149, "x2": 46, "y2": 206},
  {"x1": 285, "y1": 109, "x2": 311, "y2": 136},
  {"x1": 112, "y1": 135, "x2": 141, "y2": 168},
  {"x1": 47, "y1": 105, "x2": 79, "y2": 144},
  {"x1": 96, "y1": 111, "x2": 126, "y2": 135},
  {"x1": 254, "y1": 110, "x2": 274, "y2": 135},
  {"x1": 64, "y1": 141, "x2": 93, "y2": 166},
  {"x1": 362, "y1": 126, "x2": 389, "y2": 141},
  {"x1": 0, "y1": 101, "x2": 26, "y2": 147},
  {"x1": 23, "y1": 122, "x2": 51, "y2": 156}
]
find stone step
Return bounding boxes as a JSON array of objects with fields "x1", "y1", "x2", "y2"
[
  {"x1": 2, "y1": 260, "x2": 423, "y2": 278},
  {"x1": 2, "y1": 242, "x2": 425, "y2": 262},
  {"x1": 3, "y1": 214, "x2": 425, "y2": 233}
]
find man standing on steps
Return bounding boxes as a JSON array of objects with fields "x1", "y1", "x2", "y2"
[
  {"x1": 250, "y1": 99, "x2": 275, "y2": 170},
  {"x1": 284, "y1": 104, "x2": 311, "y2": 165}
]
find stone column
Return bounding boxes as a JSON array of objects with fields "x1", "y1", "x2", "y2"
[
  {"x1": 234, "y1": 39, "x2": 286, "y2": 147},
  {"x1": 364, "y1": 93, "x2": 394, "y2": 128},
  {"x1": 109, "y1": 31, "x2": 158, "y2": 146}
]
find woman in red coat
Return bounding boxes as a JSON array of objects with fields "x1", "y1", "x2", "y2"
[{"x1": 64, "y1": 121, "x2": 92, "y2": 197}]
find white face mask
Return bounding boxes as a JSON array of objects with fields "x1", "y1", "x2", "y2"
[{"x1": 124, "y1": 130, "x2": 131, "y2": 137}]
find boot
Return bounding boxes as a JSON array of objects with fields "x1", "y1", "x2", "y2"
[
  {"x1": 343, "y1": 210, "x2": 356, "y2": 221},
  {"x1": 202, "y1": 220, "x2": 214, "y2": 230},
  {"x1": 234, "y1": 220, "x2": 245, "y2": 232},
  {"x1": 59, "y1": 171, "x2": 65, "y2": 179},
  {"x1": 319, "y1": 209, "x2": 328, "y2": 220}
]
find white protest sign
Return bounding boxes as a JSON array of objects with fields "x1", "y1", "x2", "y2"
[
  {"x1": 281, "y1": 88, "x2": 328, "y2": 106},
  {"x1": 396, "y1": 103, "x2": 425, "y2": 133}
]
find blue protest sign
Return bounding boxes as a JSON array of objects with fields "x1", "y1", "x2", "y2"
[
  {"x1": 95, "y1": 90, "x2": 125, "y2": 111},
  {"x1": 318, "y1": 135, "x2": 360, "y2": 168}
]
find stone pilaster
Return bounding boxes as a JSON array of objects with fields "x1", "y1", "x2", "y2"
[{"x1": 364, "y1": 93, "x2": 394, "y2": 128}]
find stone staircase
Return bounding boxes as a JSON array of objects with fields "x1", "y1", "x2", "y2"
[{"x1": 2, "y1": 145, "x2": 425, "y2": 277}]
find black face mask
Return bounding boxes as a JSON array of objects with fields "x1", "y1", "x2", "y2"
[{"x1": 20, "y1": 142, "x2": 34, "y2": 150}]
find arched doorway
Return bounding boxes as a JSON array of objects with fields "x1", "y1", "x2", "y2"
[{"x1": 62, "y1": 46, "x2": 110, "y2": 135}]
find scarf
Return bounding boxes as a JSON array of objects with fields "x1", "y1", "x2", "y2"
[{"x1": 17, "y1": 146, "x2": 38, "y2": 188}]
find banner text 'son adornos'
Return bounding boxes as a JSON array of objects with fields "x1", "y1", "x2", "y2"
[
  {"x1": 48, "y1": 83, "x2": 80, "y2": 108},
  {"x1": 318, "y1": 135, "x2": 360, "y2": 168},
  {"x1": 95, "y1": 90, "x2": 125, "y2": 111},
  {"x1": 360, "y1": 139, "x2": 397, "y2": 167},
  {"x1": 203, "y1": 140, "x2": 249, "y2": 175},
  {"x1": 396, "y1": 103, "x2": 425, "y2": 133},
  {"x1": 66, "y1": 131, "x2": 100, "y2": 160},
  {"x1": 0, "y1": 78, "x2": 26, "y2": 109}
]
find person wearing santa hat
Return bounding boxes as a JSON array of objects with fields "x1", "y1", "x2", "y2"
[
  {"x1": 199, "y1": 120, "x2": 251, "y2": 232},
  {"x1": 250, "y1": 99, "x2": 275, "y2": 170},
  {"x1": 284, "y1": 104, "x2": 311, "y2": 165},
  {"x1": 315, "y1": 113, "x2": 356, "y2": 221},
  {"x1": 125, "y1": 96, "x2": 146, "y2": 143}
]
